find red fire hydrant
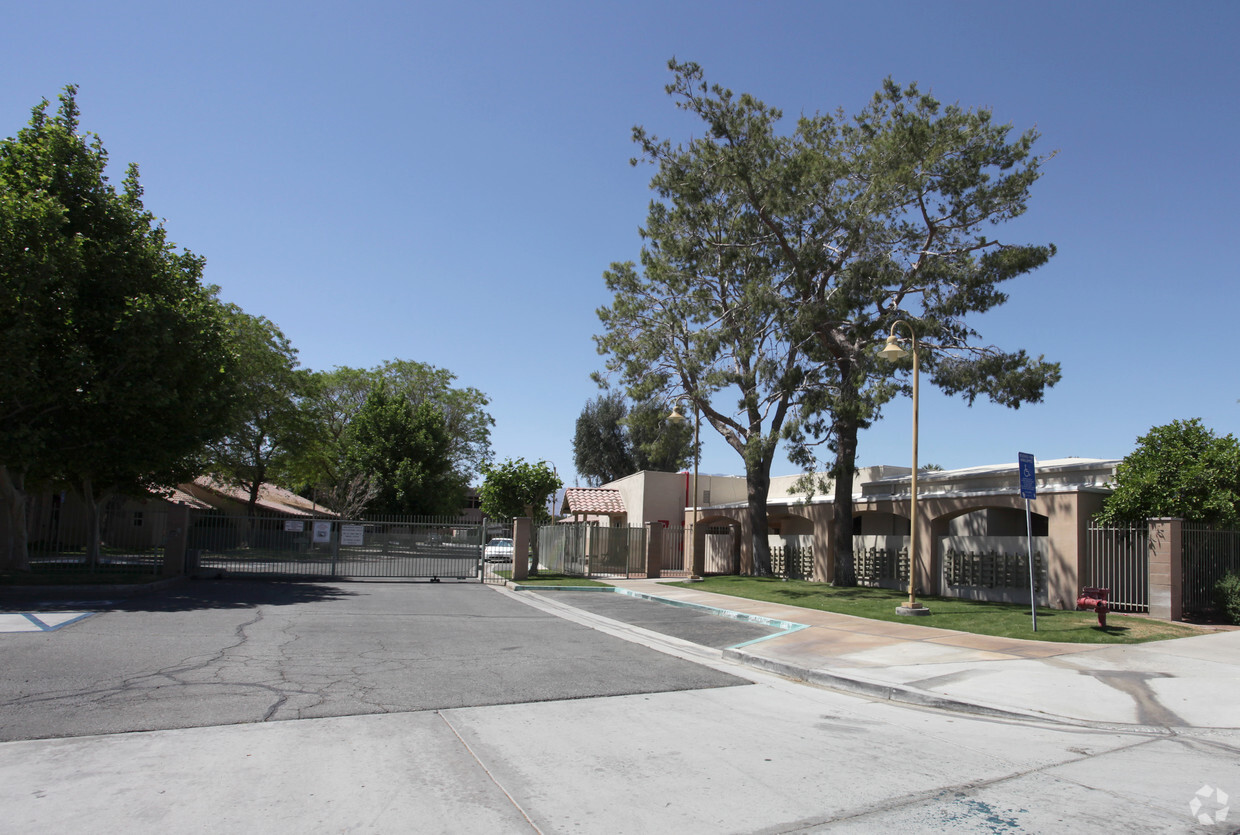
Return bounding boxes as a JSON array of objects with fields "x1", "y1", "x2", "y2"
[{"x1": 1076, "y1": 586, "x2": 1110, "y2": 627}]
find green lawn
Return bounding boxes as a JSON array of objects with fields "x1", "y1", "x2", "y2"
[{"x1": 668, "y1": 576, "x2": 1207, "y2": 644}]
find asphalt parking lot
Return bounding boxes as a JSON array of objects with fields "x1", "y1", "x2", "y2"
[
  {"x1": 531, "y1": 589, "x2": 783, "y2": 648},
  {"x1": 0, "y1": 578, "x2": 751, "y2": 742}
]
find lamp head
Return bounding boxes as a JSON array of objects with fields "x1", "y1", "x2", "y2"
[
  {"x1": 667, "y1": 405, "x2": 686, "y2": 424},
  {"x1": 879, "y1": 334, "x2": 908, "y2": 361}
]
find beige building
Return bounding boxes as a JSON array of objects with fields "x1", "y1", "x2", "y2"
[{"x1": 568, "y1": 459, "x2": 1118, "y2": 611}]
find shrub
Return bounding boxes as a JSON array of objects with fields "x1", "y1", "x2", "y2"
[{"x1": 1215, "y1": 573, "x2": 1240, "y2": 625}]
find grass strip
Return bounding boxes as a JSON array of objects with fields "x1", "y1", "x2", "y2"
[{"x1": 667, "y1": 576, "x2": 1207, "y2": 644}]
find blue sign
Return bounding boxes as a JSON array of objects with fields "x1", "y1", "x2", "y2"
[{"x1": 1018, "y1": 452, "x2": 1036, "y2": 499}]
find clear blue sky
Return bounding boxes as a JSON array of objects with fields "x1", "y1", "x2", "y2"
[{"x1": 4, "y1": 1, "x2": 1237, "y2": 485}]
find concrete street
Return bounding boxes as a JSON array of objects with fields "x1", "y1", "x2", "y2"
[{"x1": 1, "y1": 579, "x2": 1237, "y2": 833}]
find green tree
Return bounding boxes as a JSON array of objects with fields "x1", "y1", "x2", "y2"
[
  {"x1": 0, "y1": 86, "x2": 236, "y2": 569},
  {"x1": 478, "y1": 458, "x2": 562, "y2": 573},
  {"x1": 573, "y1": 393, "x2": 693, "y2": 485},
  {"x1": 1098, "y1": 419, "x2": 1240, "y2": 527},
  {"x1": 207, "y1": 308, "x2": 310, "y2": 516},
  {"x1": 280, "y1": 366, "x2": 378, "y2": 517},
  {"x1": 285, "y1": 360, "x2": 493, "y2": 517},
  {"x1": 598, "y1": 61, "x2": 1059, "y2": 580},
  {"x1": 478, "y1": 458, "x2": 561, "y2": 521},
  {"x1": 346, "y1": 385, "x2": 464, "y2": 516},
  {"x1": 626, "y1": 399, "x2": 694, "y2": 474},
  {"x1": 573, "y1": 393, "x2": 636, "y2": 486}
]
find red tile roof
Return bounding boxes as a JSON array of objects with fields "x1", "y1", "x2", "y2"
[{"x1": 562, "y1": 488, "x2": 626, "y2": 517}]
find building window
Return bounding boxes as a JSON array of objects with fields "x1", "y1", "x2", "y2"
[
  {"x1": 133, "y1": 511, "x2": 144, "y2": 528},
  {"x1": 702, "y1": 489, "x2": 711, "y2": 505}
]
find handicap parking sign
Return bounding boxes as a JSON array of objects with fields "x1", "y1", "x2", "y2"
[{"x1": 1018, "y1": 452, "x2": 1036, "y2": 499}]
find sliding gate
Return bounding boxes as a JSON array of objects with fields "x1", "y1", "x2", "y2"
[{"x1": 191, "y1": 514, "x2": 487, "y2": 581}]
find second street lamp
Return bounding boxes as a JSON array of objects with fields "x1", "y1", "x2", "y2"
[{"x1": 879, "y1": 321, "x2": 930, "y2": 616}]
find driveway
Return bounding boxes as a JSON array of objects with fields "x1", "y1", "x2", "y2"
[{"x1": 0, "y1": 579, "x2": 748, "y2": 742}]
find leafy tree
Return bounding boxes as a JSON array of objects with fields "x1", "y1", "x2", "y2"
[
  {"x1": 1098, "y1": 419, "x2": 1240, "y2": 527},
  {"x1": 285, "y1": 360, "x2": 493, "y2": 517},
  {"x1": 345, "y1": 385, "x2": 464, "y2": 516},
  {"x1": 625, "y1": 399, "x2": 694, "y2": 473},
  {"x1": 573, "y1": 393, "x2": 636, "y2": 485},
  {"x1": 573, "y1": 393, "x2": 693, "y2": 485},
  {"x1": 597, "y1": 61, "x2": 1059, "y2": 580},
  {"x1": 208, "y1": 308, "x2": 310, "y2": 516},
  {"x1": 280, "y1": 366, "x2": 378, "y2": 517},
  {"x1": 479, "y1": 458, "x2": 561, "y2": 521},
  {"x1": 478, "y1": 458, "x2": 562, "y2": 573},
  {"x1": 372, "y1": 359, "x2": 494, "y2": 482},
  {"x1": 0, "y1": 86, "x2": 236, "y2": 568}
]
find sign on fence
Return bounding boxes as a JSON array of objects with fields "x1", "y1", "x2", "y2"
[{"x1": 340, "y1": 524, "x2": 365, "y2": 546}]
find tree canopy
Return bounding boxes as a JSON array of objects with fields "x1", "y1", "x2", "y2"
[
  {"x1": 596, "y1": 61, "x2": 1060, "y2": 578},
  {"x1": 0, "y1": 86, "x2": 236, "y2": 568},
  {"x1": 207, "y1": 307, "x2": 310, "y2": 515},
  {"x1": 572, "y1": 392, "x2": 693, "y2": 486},
  {"x1": 285, "y1": 360, "x2": 493, "y2": 517},
  {"x1": 1098, "y1": 419, "x2": 1240, "y2": 527},
  {"x1": 346, "y1": 385, "x2": 464, "y2": 517},
  {"x1": 478, "y1": 458, "x2": 561, "y2": 522}
]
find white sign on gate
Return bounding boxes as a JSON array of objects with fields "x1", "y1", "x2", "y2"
[
  {"x1": 340, "y1": 524, "x2": 365, "y2": 546},
  {"x1": 312, "y1": 521, "x2": 333, "y2": 543}
]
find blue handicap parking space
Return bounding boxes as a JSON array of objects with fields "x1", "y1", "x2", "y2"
[{"x1": 0, "y1": 611, "x2": 97, "y2": 633}]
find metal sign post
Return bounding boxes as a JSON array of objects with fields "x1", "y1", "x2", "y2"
[{"x1": 1018, "y1": 452, "x2": 1037, "y2": 632}]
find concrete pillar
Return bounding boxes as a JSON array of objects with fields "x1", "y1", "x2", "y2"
[
  {"x1": 161, "y1": 504, "x2": 191, "y2": 577},
  {"x1": 645, "y1": 522, "x2": 662, "y2": 578},
  {"x1": 1148, "y1": 517, "x2": 1183, "y2": 622},
  {"x1": 512, "y1": 517, "x2": 531, "y2": 582}
]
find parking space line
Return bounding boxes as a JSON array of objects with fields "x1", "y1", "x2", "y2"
[{"x1": 0, "y1": 612, "x2": 96, "y2": 633}]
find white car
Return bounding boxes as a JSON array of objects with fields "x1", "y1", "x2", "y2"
[{"x1": 483, "y1": 538, "x2": 515, "y2": 563}]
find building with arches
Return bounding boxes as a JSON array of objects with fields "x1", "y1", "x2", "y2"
[{"x1": 580, "y1": 459, "x2": 1118, "y2": 610}]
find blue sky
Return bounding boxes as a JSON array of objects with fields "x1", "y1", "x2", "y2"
[{"x1": 4, "y1": 1, "x2": 1237, "y2": 485}]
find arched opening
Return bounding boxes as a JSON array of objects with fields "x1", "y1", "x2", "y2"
[
  {"x1": 768, "y1": 512, "x2": 814, "y2": 579},
  {"x1": 934, "y1": 504, "x2": 1050, "y2": 605},
  {"x1": 695, "y1": 513, "x2": 742, "y2": 575}
]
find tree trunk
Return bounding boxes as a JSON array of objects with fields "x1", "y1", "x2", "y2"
[
  {"x1": 831, "y1": 419, "x2": 860, "y2": 586},
  {"x1": 747, "y1": 467, "x2": 774, "y2": 576},
  {"x1": 0, "y1": 465, "x2": 31, "y2": 571},
  {"x1": 82, "y1": 477, "x2": 103, "y2": 570}
]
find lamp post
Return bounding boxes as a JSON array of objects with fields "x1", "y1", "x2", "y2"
[
  {"x1": 668, "y1": 402, "x2": 702, "y2": 580},
  {"x1": 879, "y1": 321, "x2": 930, "y2": 616}
]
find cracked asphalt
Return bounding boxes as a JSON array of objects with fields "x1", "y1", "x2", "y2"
[{"x1": 0, "y1": 579, "x2": 749, "y2": 742}]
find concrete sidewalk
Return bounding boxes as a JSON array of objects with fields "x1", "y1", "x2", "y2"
[{"x1": 601, "y1": 579, "x2": 1240, "y2": 730}]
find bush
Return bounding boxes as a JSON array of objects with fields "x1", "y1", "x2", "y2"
[{"x1": 1215, "y1": 573, "x2": 1240, "y2": 625}]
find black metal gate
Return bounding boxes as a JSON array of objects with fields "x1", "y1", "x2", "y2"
[{"x1": 190, "y1": 513, "x2": 488, "y2": 581}]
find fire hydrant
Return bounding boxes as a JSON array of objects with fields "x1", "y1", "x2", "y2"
[{"x1": 1076, "y1": 586, "x2": 1110, "y2": 627}]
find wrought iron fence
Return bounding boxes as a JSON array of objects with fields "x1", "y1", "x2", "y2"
[
  {"x1": 24, "y1": 500, "x2": 169, "y2": 575},
  {"x1": 191, "y1": 513, "x2": 484, "y2": 580},
  {"x1": 660, "y1": 525, "x2": 688, "y2": 577},
  {"x1": 536, "y1": 523, "x2": 648, "y2": 579},
  {"x1": 1182, "y1": 523, "x2": 1240, "y2": 614},
  {"x1": 1085, "y1": 522, "x2": 1149, "y2": 612}
]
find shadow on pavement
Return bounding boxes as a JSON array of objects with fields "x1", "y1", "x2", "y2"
[{"x1": 1, "y1": 578, "x2": 359, "y2": 613}]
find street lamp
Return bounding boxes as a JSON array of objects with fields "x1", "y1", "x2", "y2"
[
  {"x1": 668, "y1": 402, "x2": 703, "y2": 580},
  {"x1": 879, "y1": 321, "x2": 930, "y2": 616}
]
